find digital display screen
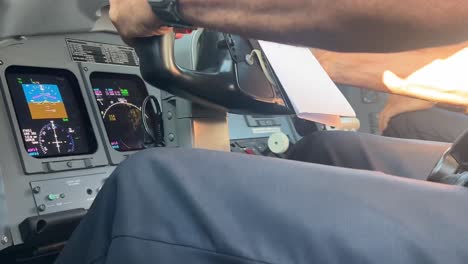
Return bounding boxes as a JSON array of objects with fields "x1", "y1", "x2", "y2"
[
  {"x1": 6, "y1": 66, "x2": 98, "y2": 158},
  {"x1": 90, "y1": 72, "x2": 152, "y2": 152}
]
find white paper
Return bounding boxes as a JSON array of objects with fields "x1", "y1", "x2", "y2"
[{"x1": 259, "y1": 41, "x2": 356, "y2": 126}]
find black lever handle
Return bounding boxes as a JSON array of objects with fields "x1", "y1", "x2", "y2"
[
  {"x1": 428, "y1": 130, "x2": 468, "y2": 186},
  {"x1": 133, "y1": 32, "x2": 292, "y2": 114},
  {"x1": 450, "y1": 130, "x2": 468, "y2": 169}
]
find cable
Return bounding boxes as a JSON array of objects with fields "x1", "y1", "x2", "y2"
[
  {"x1": 245, "y1": 49, "x2": 276, "y2": 85},
  {"x1": 141, "y1": 95, "x2": 165, "y2": 147}
]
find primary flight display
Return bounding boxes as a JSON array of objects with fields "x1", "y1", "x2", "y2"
[{"x1": 6, "y1": 66, "x2": 97, "y2": 158}]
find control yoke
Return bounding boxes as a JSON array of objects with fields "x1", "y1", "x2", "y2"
[
  {"x1": 134, "y1": 32, "x2": 292, "y2": 114},
  {"x1": 428, "y1": 130, "x2": 468, "y2": 186}
]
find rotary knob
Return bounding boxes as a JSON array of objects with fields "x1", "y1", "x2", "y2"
[{"x1": 268, "y1": 132, "x2": 290, "y2": 154}]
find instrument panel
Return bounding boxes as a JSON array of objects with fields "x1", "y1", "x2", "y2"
[
  {"x1": 0, "y1": 31, "x2": 300, "y2": 255},
  {"x1": 0, "y1": 32, "x2": 163, "y2": 251}
]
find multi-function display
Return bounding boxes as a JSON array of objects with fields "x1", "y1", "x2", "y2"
[{"x1": 90, "y1": 72, "x2": 152, "y2": 152}]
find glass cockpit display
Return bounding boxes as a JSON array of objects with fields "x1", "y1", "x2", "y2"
[
  {"x1": 90, "y1": 72, "x2": 152, "y2": 152},
  {"x1": 6, "y1": 66, "x2": 97, "y2": 158}
]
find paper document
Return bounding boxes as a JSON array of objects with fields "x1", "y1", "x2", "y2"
[{"x1": 259, "y1": 41, "x2": 356, "y2": 127}]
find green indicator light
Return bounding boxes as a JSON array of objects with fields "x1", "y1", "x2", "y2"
[
  {"x1": 120, "y1": 89, "x2": 129, "y2": 96},
  {"x1": 48, "y1": 194, "x2": 59, "y2": 201},
  {"x1": 63, "y1": 118, "x2": 69, "y2": 122}
]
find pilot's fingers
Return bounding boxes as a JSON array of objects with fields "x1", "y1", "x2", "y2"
[
  {"x1": 378, "y1": 102, "x2": 399, "y2": 132},
  {"x1": 379, "y1": 96, "x2": 435, "y2": 132},
  {"x1": 109, "y1": 0, "x2": 166, "y2": 45},
  {"x1": 120, "y1": 27, "x2": 173, "y2": 47},
  {"x1": 378, "y1": 110, "x2": 391, "y2": 133},
  {"x1": 383, "y1": 71, "x2": 468, "y2": 107}
]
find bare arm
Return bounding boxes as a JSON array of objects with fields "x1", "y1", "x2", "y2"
[
  {"x1": 110, "y1": 0, "x2": 468, "y2": 52},
  {"x1": 178, "y1": 0, "x2": 468, "y2": 52},
  {"x1": 312, "y1": 42, "x2": 468, "y2": 92}
]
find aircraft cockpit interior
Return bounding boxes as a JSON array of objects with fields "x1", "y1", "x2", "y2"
[
  {"x1": 0, "y1": 3, "x2": 305, "y2": 262},
  {"x1": 0, "y1": 1, "x2": 467, "y2": 263}
]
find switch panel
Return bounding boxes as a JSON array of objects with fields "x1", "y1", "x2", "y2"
[
  {"x1": 30, "y1": 174, "x2": 107, "y2": 215},
  {"x1": 230, "y1": 137, "x2": 289, "y2": 159}
]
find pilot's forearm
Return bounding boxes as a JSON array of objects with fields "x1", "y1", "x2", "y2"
[
  {"x1": 313, "y1": 42, "x2": 468, "y2": 92},
  {"x1": 179, "y1": 0, "x2": 468, "y2": 52}
]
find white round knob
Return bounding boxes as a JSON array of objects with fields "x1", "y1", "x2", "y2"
[{"x1": 268, "y1": 132, "x2": 290, "y2": 154}]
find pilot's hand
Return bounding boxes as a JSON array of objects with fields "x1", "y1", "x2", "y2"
[
  {"x1": 379, "y1": 94, "x2": 434, "y2": 132},
  {"x1": 109, "y1": 0, "x2": 172, "y2": 46},
  {"x1": 383, "y1": 48, "x2": 468, "y2": 108}
]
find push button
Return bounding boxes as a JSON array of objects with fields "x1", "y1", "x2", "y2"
[{"x1": 47, "y1": 194, "x2": 59, "y2": 201}]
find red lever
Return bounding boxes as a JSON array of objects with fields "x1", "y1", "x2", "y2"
[
  {"x1": 175, "y1": 33, "x2": 185, "y2": 39},
  {"x1": 174, "y1": 28, "x2": 194, "y2": 39},
  {"x1": 244, "y1": 148, "x2": 256, "y2": 155}
]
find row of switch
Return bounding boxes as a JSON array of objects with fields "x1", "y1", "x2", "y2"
[{"x1": 34, "y1": 187, "x2": 100, "y2": 213}]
